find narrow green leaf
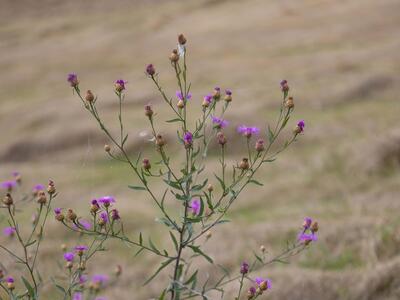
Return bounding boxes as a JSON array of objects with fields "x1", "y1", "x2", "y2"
[
  {"x1": 143, "y1": 258, "x2": 175, "y2": 285},
  {"x1": 169, "y1": 231, "x2": 178, "y2": 251},
  {"x1": 188, "y1": 245, "x2": 213, "y2": 263},
  {"x1": 128, "y1": 185, "x2": 146, "y2": 191},
  {"x1": 21, "y1": 276, "x2": 35, "y2": 298},
  {"x1": 249, "y1": 179, "x2": 264, "y2": 186}
]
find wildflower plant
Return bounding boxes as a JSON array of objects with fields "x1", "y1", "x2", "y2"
[{"x1": 0, "y1": 34, "x2": 319, "y2": 300}]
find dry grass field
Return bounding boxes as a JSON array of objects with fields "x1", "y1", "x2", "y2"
[{"x1": 1, "y1": 0, "x2": 400, "y2": 299}]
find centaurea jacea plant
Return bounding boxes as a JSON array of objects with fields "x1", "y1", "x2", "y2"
[{"x1": 66, "y1": 34, "x2": 318, "y2": 300}]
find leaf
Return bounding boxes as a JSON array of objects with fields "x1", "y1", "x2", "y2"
[
  {"x1": 249, "y1": 179, "x2": 264, "y2": 186},
  {"x1": 128, "y1": 185, "x2": 146, "y2": 191},
  {"x1": 139, "y1": 232, "x2": 143, "y2": 245},
  {"x1": 21, "y1": 276, "x2": 35, "y2": 298},
  {"x1": 267, "y1": 125, "x2": 274, "y2": 143},
  {"x1": 149, "y1": 237, "x2": 161, "y2": 254},
  {"x1": 262, "y1": 158, "x2": 276, "y2": 163},
  {"x1": 191, "y1": 179, "x2": 208, "y2": 191},
  {"x1": 214, "y1": 173, "x2": 225, "y2": 192},
  {"x1": 158, "y1": 289, "x2": 167, "y2": 300},
  {"x1": 143, "y1": 258, "x2": 175, "y2": 285},
  {"x1": 166, "y1": 118, "x2": 182, "y2": 123},
  {"x1": 122, "y1": 134, "x2": 129, "y2": 146},
  {"x1": 184, "y1": 270, "x2": 198, "y2": 285},
  {"x1": 24, "y1": 240, "x2": 37, "y2": 247},
  {"x1": 188, "y1": 245, "x2": 213, "y2": 263},
  {"x1": 169, "y1": 231, "x2": 179, "y2": 251}
]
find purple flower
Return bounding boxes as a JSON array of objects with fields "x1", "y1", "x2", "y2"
[
  {"x1": 33, "y1": 184, "x2": 45, "y2": 192},
  {"x1": 98, "y1": 196, "x2": 115, "y2": 207},
  {"x1": 203, "y1": 94, "x2": 213, "y2": 104},
  {"x1": 115, "y1": 79, "x2": 127, "y2": 91},
  {"x1": 280, "y1": 79, "x2": 289, "y2": 92},
  {"x1": 64, "y1": 252, "x2": 75, "y2": 262},
  {"x1": 255, "y1": 277, "x2": 272, "y2": 290},
  {"x1": 73, "y1": 293, "x2": 83, "y2": 300},
  {"x1": 74, "y1": 245, "x2": 88, "y2": 252},
  {"x1": 6, "y1": 277, "x2": 14, "y2": 283},
  {"x1": 0, "y1": 180, "x2": 16, "y2": 191},
  {"x1": 248, "y1": 286, "x2": 256, "y2": 296},
  {"x1": 225, "y1": 89, "x2": 232, "y2": 96},
  {"x1": 297, "y1": 120, "x2": 305, "y2": 133},
  {"x1": 190, "y1": 198, "x2": 201, "y2": 215},
  {"x1": 176, "y1": 91, "x2": 192, "y2": 101},
  {"x1": 12, "y1": 171, "x2": 20, "y2": 177},
  {"x1": 298, "y1": 233, "x2": 317, "y2": 243},
  {"x1": 67, "y1": 73, "x2": 79, "y2": 87},
  {"x1": 78, "y1": 219, "x2": 92, "y2": 230},
  {"x1": 211, "y1": 116, "x2": 229, "y2": 128},
  {"x1": 183, "y1": 131, "x2": 193, "y2": 145},
  {"x1": 237, "y1": 125, "x2": 260, "y2": 137},
  {"x1": 79, "y1": 275, "x2": 88, "y2": 284},
  {"x1": 3, "y1": 227, "x2": 16, "y2": 237},
  {"x1": 240, "y1": 261, "x2": 249, "y2": 274},
  {"x1": 100, "y1": 212, "x2": 108, "y2": 224},
  {"x1": 54, "y1": 208, "x2": 62, "y2": 215},
  {"x1": 92, "y1": 274, "x2": 109, "y2": 287},
  {"x1": 303, "y1": 217, "x2": 312, "y2": 229}
]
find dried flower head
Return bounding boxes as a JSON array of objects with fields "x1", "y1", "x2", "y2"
[
  {"x1": 85, "y1": 90, "x2": 95, "y2": 102},
  {"x1": 216, "y1": 132, "x2": 227, "y2": 146},
  {"x1": 240, "y1": 261, "x2": 249, "y2": 274},
  {"x1": 111, "y1": 208, "x2": 121, "y2": 220},
  {"x1": 285, "y1": 96, "x2": 294, "y2": 108},
  {"x1": 156, "y1": 134, "x2": 166, "y2": 147},
  {"x1": 280, "y1": 79, "x2": 289, "y2": 92},
  {"x1": 144, "y1": 104, "x2": 153, "y2": 118},
  {"x1": 47, "y1": 180, "x2": 56, "y2": 194},
  {"x1": 169, "y1": 49, "x2": 179, "y2": 62},
  {"x1": 3, "y1": 193, "x2": 13, "y2": 206},
  {"x1": 255, "y1": 139, "x2": 265, "y2": 152},
  {"x1": 239, "y1": 158, "x2": 250, "y2": 170},
  {"x1": 142, "y1": 158, "x2": 151, "y2": 170},
  {"x1": 66, "y1": 209, "x2": 77, "y2": 222},
  {"x1": 37, "y1": 190, "x2": 47, "y2": 205}
]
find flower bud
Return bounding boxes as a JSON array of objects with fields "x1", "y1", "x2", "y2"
[
  {"x1": 114, "y1": 265, "x2": 122, "y2": 277},
  {"x1": 217, "y1": 132, "x2": 227, "y2": 146},
  {"x1": 144, "y1": 104, "x2": 153, "y2": 118},
  {"x1": 205, "y1": 231, "x2": 212, "y2": 239},
  {"x1": 155, "y1": 134, "x2": 166, "y2": 147},
  {"x1": 207, "y1": 184, "x2": 214, "y2": 192},
  {"x1": 97, "y1": 217, "x2": 106, "y2": 227},
  {"x1": 79, "y1": 261, "x2": 86, "y2": 271},
  {"x1": 13, "y1": 172, "x2": 22, "y2": 184},
  {"x1": 255, "y1": 139, "x2": 265, "y2": 152},
  {"x1": 85, "y1": 90, "x2": 95, "y2": 102},
  {"x1": 90, "y1": 200, "x2": 100, "y2": 213},
  {"x1": 104, "y1": 144, "x2": 111, "y2": 153},
  {"x1": 280, "y1": 79, "x2": 289, "y2": 92},
  {"x1": 212, "y1": 87, "x2": 221, "y2": 101},
  {"x1": 169, "y1": 49, "x2": 179, "y2": 62},
  {"x1": 142, "y1": 158, "x2": 151, "y2": 170},
  {"x1": 67, "y1": 73, "x2": 79, "y2": 87},
  {"x1": 66, "y1": 261, "x2": 73, "y2": 269},
  {"x1": 114, "y1": 79, "x2": 127, "y2": 93},
  {"x1": 260, "y1": 245, "x2": 266, "y2": 252},
  {"x1": 311, "y1": 222, "x2": 319, "y2": 233},
  {"x1": 224, "y1": 89, "x2": 232, "y2": 102},
  {"x1": 240, "y1": 262, "x2": 249, "y2": 274},
  {"x1": 239, "y1": 158, "x2": 249, "y2": 170},
  {"x1": 66, "y1": 209, "x2": 77, "y2": 222},
  {"x1": 7, "y1": 281, "x2": 15, "y2": 291},
  {"x1": 47, "y1": 180, "x2": 56, "y2": 195},
  {"x1": 146, "y1": 64, "x2": 156, "y2": 76},
  {"x1": 61, "y1": 244, "x2": 67, "y2": 251},
  {"x1": 177, "y1": 99, "x2": 185, "y2": 109},
  {"x1": 178, "y1": 33, "x2": 187, "y2": 45},
  {"x1": 37, "y1": 190, "x2": 47, "y2": 205},
  {"x1": 3, "y1": 193, "x2": 13, "y2": 206},
  {"x1": 247, "y1": 287, "x2": 256, "y2": 299},
  {"x1": 56, "y1": 214, "x2": 65, "y2": 222},
  {"x1": 285, "y1": 96, "x2": 294, "y2": 109}
]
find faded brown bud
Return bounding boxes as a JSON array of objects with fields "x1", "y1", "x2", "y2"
[
  {"x1": 66, "y1": 209, "x2": 77, "y2": 222},
  {"x1": 205, "y1": 231, "x2": 212, "y2": 239},
  {"x1": 85, "y1": 90, "x2": 95, "y2": 102},
  {"x1": 156, "y1": 134, "x2": 166, "y2": 147},
  {"x1": 56, "y1": 214, "x2": 65, "y2": 222},
  {"x1": 7, "y1": 282, "x2": 15, "y2": 291},
  {"x1": 61, "y1": 244, "x2": 67, "y2": 251},
  {"x1": 79, "y1": 261, "x2": 86, "y2": 271},
  {"x1": 104, "y1": 144, "x2": 111, "y2": 153},
  {"x1": 178, "y1": 33, "x2": 187, "y2": 45},
  {"x1": 169, "y1": 49, "x2": 179, "y2": 62},
  {"x1": 3, "y1": 193, "x2": 13, "y2": 206},
  {"x1": 37, "y1": 191, "x2": 47, "y2": 205},
  {"x1": 255, "y1": 139, "x2": 265, "y2": 152},
  {"x1": 260, "y1": 245, "x2": 266, "y2": 252},
  {"x1": 207, "y1": 184, "x2": 214, "y2": 192},
  {"x1": 66, "y1": 261, "x2": 73, "y2": 269},
  {"x1": 285, "y1": 96, "x2": 294, "y2": 109},
  {"x1": 217, "y1": 132, "x2": 227, "y2": 146},
  {"x1": 311, "y1": 222, "x2": 319, "y2": 233},
  {"x1": 239, "y1": 158, "x2": 249, "y2": 170},
  {"x1": 144, "y1": 104, "x2": 153, "y2": 118},
  {"x1": 0, "y1": 269, "x2": 4, "y2": 279},
  {"x1": 47, "y1": 180, "x2": 56, "y2": 194},
  {"x1": 177, "y1": 99, "x2": 185, "y2": 109}
]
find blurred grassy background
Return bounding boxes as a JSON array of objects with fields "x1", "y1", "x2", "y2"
[{"x1": 1, "y1": 0, "x2": 400, "y2": 299}]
